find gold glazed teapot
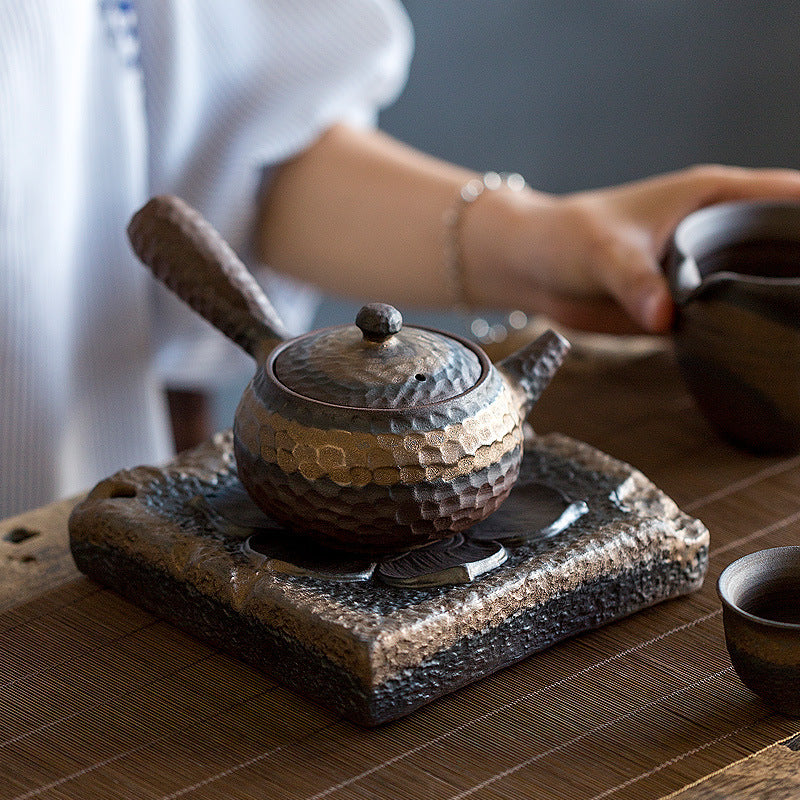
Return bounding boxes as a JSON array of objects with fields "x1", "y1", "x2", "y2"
[{"x1": 128, "y1": 196, "x2": 570, "y2": 553}]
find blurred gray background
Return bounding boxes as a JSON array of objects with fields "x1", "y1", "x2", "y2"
[
  {"x1": 214, "y1": 1, "x2": 800, "y2": 426},
  {"x1": 381, "y1": 0, "x2": 800, "y2": 190}
]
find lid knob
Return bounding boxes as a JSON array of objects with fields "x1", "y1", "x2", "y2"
[{"x1": 355, "y1": 303, "x2": 403, "y2": 342}]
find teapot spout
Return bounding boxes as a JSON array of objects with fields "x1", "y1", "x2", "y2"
[{"x1": 497, "y1": 329, "x2": 570, "y2": 416}]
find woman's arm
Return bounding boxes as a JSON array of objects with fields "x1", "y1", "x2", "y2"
[{"x1": 257, "y1": 123, "x2": 800, "y2": 334}]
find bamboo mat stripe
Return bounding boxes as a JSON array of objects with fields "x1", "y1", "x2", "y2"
[
  {"x1": 312, "y1": 668, "x2": 738, "y2": 800},
  {"x1": 441, "y1": 671, "x2": 737, "y2": 800},
  {"x1": 154, "y1": 724, "x2": 342, "y2": 800},
  {"x1": 1, "y1": 616, "x2": 159, "y2": 691},
  {"x1": 0, "y1": 582, "x2": 102, "y2": 635},
  {"x1": 584, "y1": 719, "x2": 766, "y2": 800},
  {"x1": 2, "y1": 609, "x2": 724, "y2": 800},
  {"x1": 1, "y1": 633, "x2": 209, "y2": 751},
  {"x1": 709, "y1": 509, "x2": 800, "y2": 559},
  {"x1": 656, "y1": 733, "x2": 800, "y2": 800},
  {"x1": 682, "y1": 452, "x2": 800, "y2": 514},
  {"x1": 296, "y1": 613, "x2": 725, "y2": 800}
]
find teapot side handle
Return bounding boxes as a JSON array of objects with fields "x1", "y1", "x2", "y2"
[{"x1": 128, "y1": 195, "x2": 291, "y2": 363}]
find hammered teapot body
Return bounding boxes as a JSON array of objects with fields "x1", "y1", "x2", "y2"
[{"x1": 128, "y1": 195, "x2": 569, "y2": 552}]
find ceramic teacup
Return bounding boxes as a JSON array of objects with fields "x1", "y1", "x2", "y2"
[
  {"x1": 717, "y1": 546, "x2": 800, "y2": 715},
  {"x1": 667, "y1": 200, "x2": 800, "y2": 454}
]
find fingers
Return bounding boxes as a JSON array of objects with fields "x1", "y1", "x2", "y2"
[
  {"x1": 557, "y1": 196, "x2": 675, "y2": 333},
  {"x1": 567, "y1": 164, "x2": 800, "y2": 332},
  {"x1": 595, "y1": 238, "x2": 674, "y2": 333},
  {"x1": 685, "y1": 164, "x2": 800, "y2": 206},
  {"x1": 531, "y1": 296, "x2": 664, "y2": 336},
  {"x1": 619, "y1": 166, "x2": 800, "y2": 233}
]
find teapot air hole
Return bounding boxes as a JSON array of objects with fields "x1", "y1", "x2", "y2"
[{"x1": 415, "y1": 373, "x2": 426, "y2": 381}]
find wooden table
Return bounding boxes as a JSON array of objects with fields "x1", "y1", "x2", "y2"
[{"x1": 2, "y1": 342, "x2": 799, "y2": 799}]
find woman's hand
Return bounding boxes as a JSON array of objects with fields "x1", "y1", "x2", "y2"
[{"x1": 468, "y1": 165, "x2": 800, "y2": 334}]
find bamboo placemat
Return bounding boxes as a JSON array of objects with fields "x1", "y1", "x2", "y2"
[
  {"x1": 661, "y1": 733, "x2": 800, "y2": 799},
  {"x1": 3, "y1": 349, "x2": 800, "y2": 799}
]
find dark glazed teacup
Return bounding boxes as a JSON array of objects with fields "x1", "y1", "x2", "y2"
[
  {"x1": 717, "y1": 546, "x2": 800, "y2": 715},
  {"x1": 667, "y1": 200, "x2": 800, "y2": 453}
]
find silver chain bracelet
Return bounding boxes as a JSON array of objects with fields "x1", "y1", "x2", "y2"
[{"x1": 442, "y1": 171, "x2": 526, "y2": 310}]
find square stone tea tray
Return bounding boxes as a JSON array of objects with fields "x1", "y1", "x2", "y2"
[{"x1": 68, "y1": 430, "x2": 708, "y2": 726}]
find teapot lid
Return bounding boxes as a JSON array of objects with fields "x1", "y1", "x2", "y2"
[{"x1": 271, "y1": 303, "x2": 484, "y2": 408}]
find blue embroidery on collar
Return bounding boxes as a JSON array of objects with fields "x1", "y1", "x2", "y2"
[{"x1": 99, "y1": 0, "x2": 141, "y2": 68}]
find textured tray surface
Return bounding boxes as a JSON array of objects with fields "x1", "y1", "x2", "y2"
[{"x1": 68, "y1": 430, "x2": 708, "y2": 725}]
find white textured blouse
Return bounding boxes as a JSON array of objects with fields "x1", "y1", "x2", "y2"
[{"x1": 0, "y1": 0, "x2": 412, "y2": 517}]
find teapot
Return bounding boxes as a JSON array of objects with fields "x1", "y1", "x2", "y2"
[{"x1": 127, "y1": 195, "x2": 570, "y2": 552}]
